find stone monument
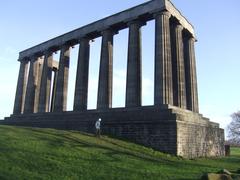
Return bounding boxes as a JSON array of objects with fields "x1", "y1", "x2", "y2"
[{"x1": 1, "y1": 0, "x2": 225, "y2": 158}]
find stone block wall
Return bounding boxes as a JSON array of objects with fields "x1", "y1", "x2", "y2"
[
  {"x1": 103, "y1": 120, "x2": 177, "y2": 155},
  {"x1": 1, "y1": 106, "x2": 224, "y2": 158},
  {"x1": 177, "y1": 121, "x2": 225, "y2": 158}
]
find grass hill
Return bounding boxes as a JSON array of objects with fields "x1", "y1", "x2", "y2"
[{"x1": 0, "y1": 125, "x2": 239, "y2": 180}]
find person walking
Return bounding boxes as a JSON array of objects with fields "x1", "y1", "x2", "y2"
[{"x1": 95, "y1": 118, "x2": 101, "y2": 137}]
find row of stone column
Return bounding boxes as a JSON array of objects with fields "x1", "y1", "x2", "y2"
[
  {"x1": 13, "y1": 47, "x2": 69, "y2": 114},
  {"x1": 13, "y1": 10, "x2": 199, "y2": 115},
  {"x1": 154, "y1": 11, "x2": 199, "y2": 112}
]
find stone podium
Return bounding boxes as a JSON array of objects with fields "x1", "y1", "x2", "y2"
[{"x1": 1, "y1": 0, "x2": 224, "y2": 158}]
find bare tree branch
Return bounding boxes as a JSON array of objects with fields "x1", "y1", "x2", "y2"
[{"x1": 228, "y1": 111, "x2": 240, "y2": 144}]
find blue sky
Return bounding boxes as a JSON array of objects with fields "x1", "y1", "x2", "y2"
[{"x1": 0, "y1": 0, "x2": 240, "y2": 134}]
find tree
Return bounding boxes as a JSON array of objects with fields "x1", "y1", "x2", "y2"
[{"x1": 228, "y1": 111, "x2": 240, "y2": 145}]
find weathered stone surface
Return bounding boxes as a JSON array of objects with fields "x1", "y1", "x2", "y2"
[
  {"x1": 74, "y1": 38, "x2": 90, "y2": 111},
  {"x1": 183, "y1": 34, "x2": 199, "y2": 113},
  {"x1": 23, "y1": 56, "x2": 38, "y2": 114},
  {"x1": 38, "y1": 52, "x2": 53, "y2": 113},
  {"x1": 126, "y1": 20, "x2": 143, "y2": 107},
  {"x1": 97, "y1": 29, "x2": 114, "y2": 110},
  {"x1": 171, "y1": 23, "x2": 186, "y2": 109},
  {"x1": 218, "y1": 169, "x2": 232, "y2": 175},
  {"x1": 53, "y1": 45, "x2": 70, "y2": 112},
  {"x1": 154, "y1": 11, "x2": 173, "y2": 106},
  {"x1": 33, "y1": 57, "x2": 44, "y2": 113},
  {"x1": 2, "y1": 106, "x2": 224, "y2": 158},
  {"x1": 201, "y1": 173, "x2": 232, "y2": 180},
  {"x1": 13, "y1": 60, "x2": 29, "y2": 114}
]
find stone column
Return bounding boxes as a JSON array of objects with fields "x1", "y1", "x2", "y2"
[
  {"x1": 13, "y1": 59, "x2": 29, "y2": 114},
  {"x1": 23, "y1": 56, "x2": 38, "y2": 114},
  {"x1": 38, "y1": 51, "x2": 53, "y2": 113},
  {"x1": 184, "y1": 34, "x2": 199, "y2": 113},
  {"x1": 34, "y1": 57, "x2": 44, "y2": 113},
  {"x1": 74, "y1": 38, "x2": 90, "y2": 111},
  {"x1": 53, "y1": 45, "x2": 70, "y2": 112},
  {"x1": 171, "y1": 23, "x2": 187, "y2": 108},
  {"x1": 154, "y1": 11, "x2": 173, "y2": 106},
  {"x1": 97, "y1": 29, "x2": 114, "y2": 110},
  {"x1": 125, "y1": 20, "x2": 143, "y2": 108}
]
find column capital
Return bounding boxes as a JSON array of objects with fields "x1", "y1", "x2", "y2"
[
  {"x1": 127, "y1": 19, "x2": 146, "y2": 27},
  {"x1": 100, "y1": 28, "x2": 119, "y2": 36},
  {"x1": 60, "y1": 44, "x2": 71, "y2": 53},
  {"x1": 171, "y1": 21, "x2": 184, "y2": 31},
  {"x1": 186, "y1": 35, "x2": 197, "y2": 43},
  {"x1": 18, "y1": 57, "x2": 29, "y2": 62},
  {"x1": 29, "y1": 54, "x2": 39, "y2": 61},
  {"x1": 43, "y1": 49, "x2": 53, "y2": 56},
  {"x1": 175, "y1": 24, "x2": 184, "y2": 31},
  {"x1": 78, "y1": 36, "x2": 90, "y2": 43},
  {"x1": 189, "y1": 36, "x2": 197, "y2": 42},
  {"x1": 183, "y1": 30, "x2": 197, "y2": 42},
  {"x1": 153, "y1": 10, "x2": 171, "y2": 18}
]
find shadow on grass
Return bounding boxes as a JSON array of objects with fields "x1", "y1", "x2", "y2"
[
  {"x1": 26, "y1": 128, "x2": 176, "y2": 163},
  {"x1": 2, "y1": 126, "x2": 239, "y2": 179},
  {"x1": 24, "y1": 128, "x2": 231, "y2": 172}
]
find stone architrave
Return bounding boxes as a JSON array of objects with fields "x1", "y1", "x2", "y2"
[
  {"x1": 125, "y1": 20, "x2": 143, "y2": 108},
  {"x1": 13, "y1": 59, "x2": 29, "y2": 114},
  {"x1": 171, "y1": 23, "x2": 187, "y2": 108},
  {"x1": 154, "y1": 11, "x2": 173, "y2": 106},
  {"x1": 23, "y1": 56, "x2": 38, "y2": 114},
  {"x1": 53, "y1": 45, "x2": 70, "y2": 112},
  {"x1": 38, "y1": 51, "x2": 53, "y2": 113},
  {"x1": 184, "y1": 35, "x2": 199, "y2": 113},
  {"x1": 97, "y1": 29, "x2": 114, "y2": 110},
  {"x1": 74, "y1": 38, "x2": 90, "y2": 111}
]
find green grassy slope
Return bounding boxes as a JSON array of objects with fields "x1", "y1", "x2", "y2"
[{"x1": 0, "y1": 125, "x2": 239, "y2": 180}]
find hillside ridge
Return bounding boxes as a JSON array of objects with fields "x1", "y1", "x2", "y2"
[{"x1": 0, "y1": 125, "x2": 239, "y2": 180}]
